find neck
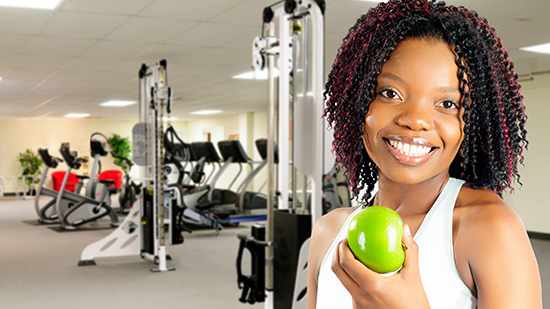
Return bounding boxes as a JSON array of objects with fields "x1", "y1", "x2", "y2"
[{"x1": 373, "y1": 173, "x2": 450, "y2": 216}]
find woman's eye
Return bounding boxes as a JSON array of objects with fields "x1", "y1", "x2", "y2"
[
  {"x1": 440, "y1": 100, "x2": 459, "y2": 110},
  {"x1": 379, "y1": 89, "x2": 401, "y2": 100}
]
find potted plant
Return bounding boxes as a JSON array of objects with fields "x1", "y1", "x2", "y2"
[
  {"x1": 108, "y1": 134, "x2": 132, "y2": 172},
  {"x1": 17, "y1": 149, "x2": 43, "y2": 197}
]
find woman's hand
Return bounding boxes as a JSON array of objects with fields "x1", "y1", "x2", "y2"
[{"x1": 331, "y1": 225, "x2": 430, "y2": 309}]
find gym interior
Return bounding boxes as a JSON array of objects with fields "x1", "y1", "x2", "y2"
[{"x1": 0, "y1": 1, "x2": 549, "y2": 308}]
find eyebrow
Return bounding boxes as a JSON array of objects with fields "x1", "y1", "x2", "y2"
[{"x1": 378, "y1": 72, "x2": 460, "y2": 93}]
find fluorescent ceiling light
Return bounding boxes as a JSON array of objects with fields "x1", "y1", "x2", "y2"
[
  {"x1": 99, "y1": 100, "x2": 136, "y2": 107},
  {"x1": 0, "y1": 0, "x2": 64, "y2": 10},
  {"x1": 520, "y1": 42, "x2": 550, "y2": 54},
  {"x1": 65, "y1": 113, "x2": 90, "y2": 119},
  {"x1": 190, "y1": 109, "x2": 223, "y2": 116}
]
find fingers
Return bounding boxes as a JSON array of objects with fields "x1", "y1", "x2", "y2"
[
  {"x1": 401, "y1": 224, "x2": 420, "y2": 273},
  {"x1": 331, "y1": 240, "x2": 364, "y2": 296},
  {"x1": 334, "y1": 240, "x2": 382, "y2": 289}
]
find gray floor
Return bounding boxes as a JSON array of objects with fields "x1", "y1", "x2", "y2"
[
  {"x1": 0, "y1": 200, "x2": 548, "y2": 308},
  {"x1": 0, "y1": 199, "x2": 262, "y2": 309}
]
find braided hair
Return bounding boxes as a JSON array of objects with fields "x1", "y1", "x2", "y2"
[{"x1": 324, "y1": 0, "x2": 528, "y2": 202}]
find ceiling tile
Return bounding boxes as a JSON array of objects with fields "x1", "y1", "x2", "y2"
[
  {"x1": 60, "y1": 0, "x2": 154, "y2": 15},
  {"x1": 0, "y1": 8, "x2": 53, "y2": 35},
  {"x1": 42, "y1": 11, "x2": 130, "y2": 39},
  {"x1": 139, "y1": 0, "x2": 243, "y2": 21},
  {"x1": 106, "y1": 16, "x2": 198, "y2": 44}
]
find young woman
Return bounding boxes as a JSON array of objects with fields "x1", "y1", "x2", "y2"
[{"x1": 307, "y1": 0, "x2": 543, "y2": 308}]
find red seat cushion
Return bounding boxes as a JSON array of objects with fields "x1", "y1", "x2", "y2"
[
  {"x1": 98, "y1": 169, "x2": 123, "y2": 190},
  {"x1": 51, "y1": 171, "x2": 79, "y2": 192}
]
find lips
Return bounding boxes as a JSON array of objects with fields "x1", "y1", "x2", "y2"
[{"x1": 382, "y1": 136, "x2": 439, "y2": 166}]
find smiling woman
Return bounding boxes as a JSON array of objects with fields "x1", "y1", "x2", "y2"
[
  {"x1": 363, "y1": 38, "x2": 464, "y2": 183},
  {"x1": 307, "y1": 0, "x2": 542, "y2": 309}
]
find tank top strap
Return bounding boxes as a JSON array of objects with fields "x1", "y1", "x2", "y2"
[{"x1": 413, "y1": 177, "x2": 464, "y2": 240}]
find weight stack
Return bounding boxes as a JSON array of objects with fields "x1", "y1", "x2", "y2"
[
  {"x1": 141, "y1": 189, "x2": 154, "y2": 256},
  {"x1": 273, "y1": 209, "x2": 312, "y2": 309}
]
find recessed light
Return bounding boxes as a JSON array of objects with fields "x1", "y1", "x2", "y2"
[
  {"x1": 99, "y1": 100, "x2": 136, "y2": 107},
  {"x1": 65, "y1": 113, "x2": 90, "y2": 119},
  {"x1": 520, "y1": 42, "x2": 550, "y2": 54},
  {"x1": 0, "y1": 0, "x2": 64, "y2": 10},
  {"x1": 0, "y1": 76, "x2": 3, "y2": 81},
  {"x1": 190, "y1": 110, "x2": 223, "y2": 116}
]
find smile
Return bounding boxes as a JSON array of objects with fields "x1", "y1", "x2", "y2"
[{"x1": 383, "y1": 137, "x2": 438, "y2": 166}]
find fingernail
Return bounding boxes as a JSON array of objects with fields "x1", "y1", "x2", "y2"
[{"x1": 404, "y1": 224, "x2": 411, "y2": 237}]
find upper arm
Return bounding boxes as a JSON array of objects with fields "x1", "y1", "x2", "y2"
[
  {"x1": 307, "y1": 218, "x2": 323, "y2": 309},
  {"x1": 307, "y1": 208, "x2": 353, "y2": 309},
  {"x1": 466, "y1": 204, "x2": 542, "y2": 309}
]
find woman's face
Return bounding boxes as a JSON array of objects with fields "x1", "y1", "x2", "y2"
[{"x1": 363, "y1": 38, "x2": 465, "y2": 184}]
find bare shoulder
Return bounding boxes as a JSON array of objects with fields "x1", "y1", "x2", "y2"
[
  {"x1": 309, "y1": 207, "x2": 356, "y2": 279},
  {"x1": 313, "y1": 207, "x2": 356, "y2": 240},
  {"x1": 456, "y1": 186, "x2": 525, "y2": 237},
  {"x1": 455, "y1": 186, "x2": 542, "y2": 308},
  {"x1": 456, "y1": 186, "x2": 528, "y2": 257}
]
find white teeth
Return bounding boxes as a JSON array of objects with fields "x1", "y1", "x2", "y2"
[
  {"x1": 387, "y1": 139, "x2": 431, "y2": 157},
  {"x1": 411, "y1": 145, "x2": 420, "y2": 156}
]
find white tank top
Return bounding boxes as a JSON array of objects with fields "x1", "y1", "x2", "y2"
[{"x1": 316, "y1": 177, "x2": 477, "y2": 309}]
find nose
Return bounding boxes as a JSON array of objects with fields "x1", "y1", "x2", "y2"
[{"x1": 394, "y1": 101, "x2": 434, "y2": 131}]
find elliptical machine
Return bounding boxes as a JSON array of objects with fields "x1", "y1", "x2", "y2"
[
  {"x1": 34, "y1": 149, "x2": 65, "y2": 224},
  {"x1": 54, "y1": 143, "x2": 119, "y2": 230},
  {"x1": 163, "y1": 126, "x2": 224, "y2": 231}
]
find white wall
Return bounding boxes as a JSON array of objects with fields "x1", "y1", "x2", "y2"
[
  {"x1": 0, "y1": 117, "x2": 138, "y2": 191},
  {"x1": 182, "y1": 112, "x2": 267, "y2": 192},
  {"x1": 0, "y1": 113, "x2": 269, "y2": 194},
  {"x1": 1, "y1": 94, "x2": 547, "y2": 234},
  {"x1": 503, "y1": 75, "x2": 550, "y2": 234}
]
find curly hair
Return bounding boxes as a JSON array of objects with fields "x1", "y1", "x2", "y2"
[{"x1": 323, "y1": 0, "x2": 528, "y2": 202}]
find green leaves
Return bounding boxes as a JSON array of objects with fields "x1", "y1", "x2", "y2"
[
  {"x1": 108, "y1": 134, "x2": 132, "y2": 172},
  {"x1": 17, "y1": 149, "x2": 43, "y2": 186}
]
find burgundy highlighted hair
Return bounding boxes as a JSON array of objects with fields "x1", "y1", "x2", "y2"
[{"x1": 323, "y1": 0, "x2": 528, "y2": 202}]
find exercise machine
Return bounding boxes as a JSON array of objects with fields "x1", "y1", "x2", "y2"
[
  {"x1": 235, "y1": 1, "x2": 351, "y2": 309},
  {"x1": 34, "y1": 148, "x2": 65, "y2": 224},
  {"x1": 217, "y1": 140, "x2": 267, "y2": 213},
  {"x1": 164, "y1": 126, "x2": 224, "y2": 231},
  {"x1": 78, "y1": 60, "x2": 184, "y2": 272},
  {"x1": 54, "y1": 143, "x2": 119, "y2": 230},
  {"x1": 113, "y1": 154, "x2": 140, "y2": 213}
]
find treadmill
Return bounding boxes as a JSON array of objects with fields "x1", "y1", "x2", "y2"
[{"x1": 217, "y1": 140, "x2": 268, "y2": 212}]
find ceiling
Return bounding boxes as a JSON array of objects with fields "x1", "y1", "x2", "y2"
[{"x1": 0, "y1": 0, "x2": 549, "y2": 119}]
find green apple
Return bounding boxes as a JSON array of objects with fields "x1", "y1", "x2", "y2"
[{"x1": 347, "y1": 206, "x2": 405, "y2": 274}]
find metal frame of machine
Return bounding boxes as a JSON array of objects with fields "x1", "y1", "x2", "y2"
[
  {"x1": 237, "y1": 1, "x2": 334, "y2": 308},
  {"x1": 78, "y1": 60, "x2": 183, "y2": 272}
]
